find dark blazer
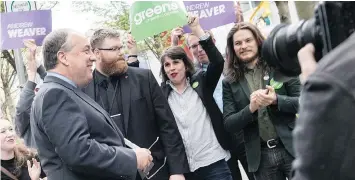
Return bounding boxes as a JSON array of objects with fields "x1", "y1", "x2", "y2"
[
  {"x1": 83, "y1": 67, "x2": 189, "y2": 179},
  {"x1": 161, "y1": 37, "x2": 233, "y2": 151},
  {"x1": 223, "y1": 72, "x2": 300, "y2": 172},
  {"x1": 15, "y1": 65, "x2": 47, "y2": 148},
  {"x1": 292, "y1": 33, "x2": 355, "y2": 180},
  {"x1": 31, "y1": 75, "x2": 137, "y2": 180}
]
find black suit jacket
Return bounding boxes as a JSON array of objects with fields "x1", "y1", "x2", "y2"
[
  {"x1": 223, "y1": 72, "x2": 300, "y2": 172},
  {"x1": 292, "y1": 33, "x2": 355, "y2": 180},
  {"x1": 31, "y1": 75, "x2": 137, "y2": 180},
  {"x1": 161, "y1": 37, "x2": 233, "y2": 151},
  {"x1": 83, "y1": 67, "x2": 189, "y2": 179}
]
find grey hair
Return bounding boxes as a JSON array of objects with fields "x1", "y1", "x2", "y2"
[
  {"x1": 42, "y1": 29, "x2": 73, "y2": 70},
  {"x1": 90, "y1": 28, "x2": 120, "y2": 50}
]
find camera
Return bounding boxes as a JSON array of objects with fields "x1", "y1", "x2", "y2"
[{"x1": 261, "y1": 2, "x2": 355, "y2": 82}]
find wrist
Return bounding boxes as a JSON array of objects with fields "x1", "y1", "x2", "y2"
[
  {"x1": 28, "y1": 73, "x2": 36, "y2": 82},
  {"x1": 191, "y1": 25, "x2": 204, "y2": 37},
  {"x1": 249, "y1": 105, "x2": 256, "y2": 113},
  {"x1": 272, "y1": 95, "x2": 278, "y2": 105}
]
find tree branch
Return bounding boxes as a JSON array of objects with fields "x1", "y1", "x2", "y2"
[
  {"x1": 48, "y1": 1, "x2": 59, "y2": 10},
  {"x1": 9, "y1": 70, "x2": 16, "y2": 88},
  {"x1": 1, "y1": 50, "x2": 16, "y2": 72},
  {"x1": 144, "y1": 39, "x2": 159, "y2": 60}
]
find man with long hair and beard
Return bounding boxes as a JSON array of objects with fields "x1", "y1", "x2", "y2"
[
  {"x1": 222, "y1": 22, "x2": 300, "y2": 180},
  {"x1": 83, "y1": 29, "x2": 189, "y2": 180}
]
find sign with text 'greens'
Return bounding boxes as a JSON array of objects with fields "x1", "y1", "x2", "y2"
[{"x1": 130, "y1": 1, "x2": 188, "y2": 41}]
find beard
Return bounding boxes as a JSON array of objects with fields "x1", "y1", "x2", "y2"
[
  {"x1": 101, "y1": 56, "x2": 128, "y2": 76},
  {"x1": 239, "y1": 51, "x2": 259, "y2": 65}
]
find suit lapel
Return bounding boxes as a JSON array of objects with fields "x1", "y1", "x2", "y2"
[
  {"x1": 121, "y1": 70, "x2": 131, "y2": 133},
  {"x1": 239, "y1": 77, "x2": 251, "y2": 100},
  {"x1": 75, "y1": 87, "x2": 123, "y2": 137},
  {"x1": 46, "y1": 75, "x2": 124, "y2": 139}
]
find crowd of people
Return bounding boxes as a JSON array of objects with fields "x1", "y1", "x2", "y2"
[{"x1": 2, "y1": 12, "x2": 352, "y2": 180}]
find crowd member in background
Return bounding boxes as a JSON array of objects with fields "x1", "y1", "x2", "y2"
[
  {"x1": 14, "y1": 40, "x2": 46, "y2": 148},
  {"x1": 223, "y1": 22, "x2": 300, "y2": 180},
  {"x1": 84, "y1": 28, "x2": 188, "y2": 180},
  {"x1": 171, "y1": 20, "x2": 254, "y2": 180},
  {"x1": 160, "y1": 14, "x2": 232, "y2": 180},
  {"x1": 1, "y1": 119, "x2": 46, "y2": 180},
  {"x1": 31, "y1": 29, "x2": 151, "y2": 180}
]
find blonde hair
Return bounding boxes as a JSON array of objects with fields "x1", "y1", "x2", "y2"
[{"x1": 1, "y1": 119, "x2": 38, "y2": 176}]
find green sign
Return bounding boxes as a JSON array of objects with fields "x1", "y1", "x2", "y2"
[{"x1": 130, "y1": 1, "x2": 188, "y2": 41}]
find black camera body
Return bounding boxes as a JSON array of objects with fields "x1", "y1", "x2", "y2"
[{"x1": 262, "y1": 2, "x2": 355, "y2": 81}]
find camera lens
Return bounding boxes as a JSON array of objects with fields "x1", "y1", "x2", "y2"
[{"x1": 262, "y1": 18, "x2": 321, "y2": 79}]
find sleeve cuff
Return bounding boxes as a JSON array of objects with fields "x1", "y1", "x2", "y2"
[
  {"x1": 37, "y1": 65, "x2": 47, "y2": 79},
  {"x1": 24, "y1": 81, "x2": 37, "y2": 90}
]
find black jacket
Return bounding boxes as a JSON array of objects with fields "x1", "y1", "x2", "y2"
[
  {"x1": 223, "y1": 71, "x2": 300, "y2": 172},
  {"x1": 83, "y1": 67, "x2": 189, "y2": 179}
]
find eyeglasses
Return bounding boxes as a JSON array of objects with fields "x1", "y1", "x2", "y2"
[
  {"x1": 97, "y1": 46, "x2": 123, "y2": 52},
  {"x1": 139, "y1": 137, "x2": 168, "y2": 179}
]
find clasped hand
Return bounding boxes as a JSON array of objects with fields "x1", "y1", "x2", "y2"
[{"x1": 249, "y1": 85, "x2": 277, "y2": 113}]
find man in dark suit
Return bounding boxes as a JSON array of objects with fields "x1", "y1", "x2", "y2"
[
  {"x1": 15, "y1": 39, "x2": 140, "y2": 149},
  {"x1": 292, "y1": 34, "x2": 355, "y2": 179},
  {"x1": 83, "y1": 29, "x2": 189, "y2": 180},
  {"x1": 31, "y1": 29, "x2": 153, "y2": 180},
  {"x1": 223, "y1": 22, "x2": 300, "y2": 180}
]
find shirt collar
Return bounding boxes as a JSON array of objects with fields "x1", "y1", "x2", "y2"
[
  {"x1": 46, "y1": 72, "x2": 77, "y2": 88},
  {"x1": 94, "y1": 70, "x2": 127, "y2": 87},
  {"x1": 201, "y1": 63, "x2": 209, "y2": 71},
  {"x1": 94, "y1": 70, "x2": 109, "y2": 87},
  {"x1": 167, "y1": 77, "x2": 191, "y2": 94}
]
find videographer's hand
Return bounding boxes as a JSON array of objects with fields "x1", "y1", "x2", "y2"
[
  {"x1": 297, "y1": 43, "x2": 317, "y2": 84},
  {"x1": 134, "y1": 148, "x2": 153, "y2": 171}
]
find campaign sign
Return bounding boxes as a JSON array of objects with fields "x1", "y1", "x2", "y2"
[
  {"x1": 1, "y1": 10, "x2": 52, "y2": 50},
  {"x1": 130, "y1": 1, "x2": 187, "y2": 41},
  {"x1": 183, "y1": 1, "x2": 236, "y2": 32}
]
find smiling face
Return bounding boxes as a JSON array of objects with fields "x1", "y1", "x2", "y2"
[
  {"x1": 57, "y1": 33, "x2": 96, "y2": 87},
  {"x1": 0, "y1": 120, "x2": 16, "y2": 152},
  {"x1": 233, "y1": 29, "x2": 259, "y2": 64}
]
